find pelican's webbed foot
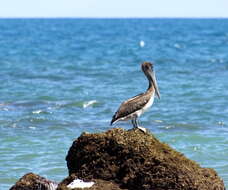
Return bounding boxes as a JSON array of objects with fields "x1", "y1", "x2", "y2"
[
  {"x1": 132, "y1": 118, "x2": 147, "y2": 133},
  {"x1": 136, "y1": 126, "x2": 147, "y2": 133}
]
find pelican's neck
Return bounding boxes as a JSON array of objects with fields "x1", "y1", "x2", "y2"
[
  {"x1": 145, "y1": 71, "x2": 154, "y2": 92},
  {"x1": 143, "y1": 66, "x2": 160, "y2": 99}
]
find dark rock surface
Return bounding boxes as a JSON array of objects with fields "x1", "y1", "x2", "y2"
[
  {"x1": 66, "y1": 128, "x2": 225, "y2": 190},
  {"x1": 9, "y1": 172, "x2": 58, "y2": 190}
]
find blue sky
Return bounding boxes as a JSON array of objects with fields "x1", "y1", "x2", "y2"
[{"x1": 0, "y1": 0, "x2": 228, "y2": 18}]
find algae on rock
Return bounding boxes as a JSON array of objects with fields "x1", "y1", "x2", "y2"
[{"x1": 66, "y1": 128, "x2": 225, "y2": 190}]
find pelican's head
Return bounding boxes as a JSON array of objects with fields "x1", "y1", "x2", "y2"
[{"x1": 142, "y1": 62, "x2": 160, "y2": 99}]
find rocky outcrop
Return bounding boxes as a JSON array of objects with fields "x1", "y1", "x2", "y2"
[
  {"x1": 66, "y1": 128, "x2": 225, "y2": 190},
  {"x1": 9, "y1": 128, "x2": 225, "y2": 190},
  {"x1": 9, "y1": 172, "x2": 58, "y2": 190}
]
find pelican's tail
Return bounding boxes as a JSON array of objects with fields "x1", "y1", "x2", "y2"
[
  {"x1": 110, "y1": 118, "x2": 115, "y2": 126},
  {"x1": 110, "y1": 114, "x2": 117, "y2": 126}
]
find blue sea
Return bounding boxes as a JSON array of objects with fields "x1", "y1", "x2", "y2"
[{"x1": 0, "y1": 19, "x2": 228, "y2": 189}]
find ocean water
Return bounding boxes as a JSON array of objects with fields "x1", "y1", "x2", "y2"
[{"x1": 0, "y1": 19, "x2": 228, "y2": 189}]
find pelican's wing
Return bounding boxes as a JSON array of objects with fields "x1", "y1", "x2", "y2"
[{"x1": 111, "y1": 92, "x2": 150, "y2": 125}]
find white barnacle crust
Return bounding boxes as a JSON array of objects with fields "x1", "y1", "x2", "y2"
[{"x1": 67, "y1": 179, "x2": 95, "y2": 189}]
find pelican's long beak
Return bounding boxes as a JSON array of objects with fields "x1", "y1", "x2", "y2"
[{"x1": 150, "y1": 71, "x2": 160, "y2": 99}]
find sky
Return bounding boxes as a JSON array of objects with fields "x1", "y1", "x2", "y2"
[{"x1": 0, "y1": 0, "x2": 228, "y2": 18}]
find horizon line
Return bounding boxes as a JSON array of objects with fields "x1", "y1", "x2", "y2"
[{"x1": 0, "y1": 16, "x2": 228, "y2": 19}]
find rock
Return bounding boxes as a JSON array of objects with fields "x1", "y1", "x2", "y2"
[
  {"x1": 10, "y1": 172, "x2": 58, "y2": 190},
  {"x1": 66, "y1": 128, "x2": 225, "y2": 190},
  {"x1": 57, "y1": 174, "x2": 126, "y2": 190}
]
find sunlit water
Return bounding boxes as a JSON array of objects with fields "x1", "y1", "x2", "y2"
[{"x1": 0, "y1": 19, "x2": 228, "y2": 189}]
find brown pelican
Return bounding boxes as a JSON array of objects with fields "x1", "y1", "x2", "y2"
[{"x1": 110, "y1": 62, "x2": 160, "y2": 132}]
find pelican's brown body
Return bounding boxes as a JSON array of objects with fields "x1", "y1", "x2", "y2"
[{"x1": 111, "y1": 62, "x2": 160, "y2": 130}]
